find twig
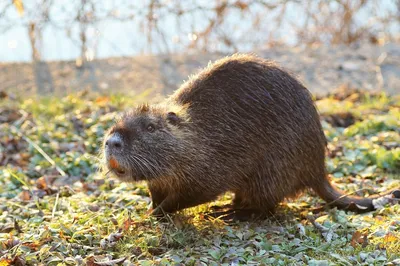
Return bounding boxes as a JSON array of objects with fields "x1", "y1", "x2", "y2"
[
  {"x1": 13, "y1": 109, "x2": 29, "y2": 127},
  {"x1": 7, "y1": 170, "x2": 42, "y2": 213},
  {"x1": 10, "y1": 125, "x2": 67, "y2": 176},
  {"x1": 51, "y1": 192, "x2": 60, "y2": 219}
]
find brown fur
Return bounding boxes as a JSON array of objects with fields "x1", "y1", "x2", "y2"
[{"x1": 103, "y1": 54, "x2": 398, "y2": 217}]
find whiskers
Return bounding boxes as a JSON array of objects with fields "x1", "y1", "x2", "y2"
[{"x1": 126, "y1": 153, "x2": 163, "y2": 180}]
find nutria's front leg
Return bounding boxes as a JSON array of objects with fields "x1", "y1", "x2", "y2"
[
  {"x1": 152, "y1": 197, "x2": 179, "y2": 217},
  {"x1": 148, "y1": 184, "x2": 168, "y2": 212},
  {"x1": 148, "y1": 185, "x2": 183, "y2": 216}
]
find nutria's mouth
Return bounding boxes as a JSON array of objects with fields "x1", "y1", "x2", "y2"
[
  {"x1": 106, "y1": 156, "x2": 148, "y2": 181},
  {"x1": 106, "y1": 156, "x2": 128, "y2": 177}
]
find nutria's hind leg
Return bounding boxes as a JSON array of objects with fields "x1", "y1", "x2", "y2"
[
  {"x1": 234, "y1": 190, "x2": 278, "y2": 212},
  {"x1": 150, "y1": 184, "x2": 222, "y2": 217},
  {"x1": 205, "y1": 190, "x2": 277, "y2": 222}
]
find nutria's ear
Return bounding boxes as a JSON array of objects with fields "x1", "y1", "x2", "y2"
[{"x1": 166, "y1": 112, "x2": 181, "y2": 125}]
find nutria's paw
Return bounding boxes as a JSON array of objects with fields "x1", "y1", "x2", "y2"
[
  {"x1": 150, "y1": 206, "x2": 167, "y2": 218},
  {"x1": 205, "y1": 209, "x2": 265, "y2": 223},
  {"x1": 205, "y1": 209, "x2": 235, "y2": 221},
  {"x1": 209, "y1": 204, "x2": 233, "y2": 212}
]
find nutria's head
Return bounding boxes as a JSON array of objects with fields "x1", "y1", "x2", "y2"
[{"x1": 104, "y1": 104, "x2": 187, "y2": 182}]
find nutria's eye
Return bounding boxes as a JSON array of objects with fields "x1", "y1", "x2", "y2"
[
  {"x1": 167, "y1": 112, "x2": 181, "y2": 126},
  {"x1": 147, "y1": 124, "x2": 155, "y2": 133}
]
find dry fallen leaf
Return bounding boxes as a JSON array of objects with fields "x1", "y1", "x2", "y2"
[
  {"x1": 11, "y1": 255, "x2": 26, "y2": 266},
  {"x1": 122, "y1": 216, "x2": 133, "y2": 231},
  {"x1": 19, "y1": 190, "x2": 31, "y2": 201},
  {"x1": 36, "y1": 176, "x2": 49, "y2": 189},
  {"x1": 100, "y1": 231, "x2": 123, "y2": 249},
  {"x1": 351, "y1": 230, "x2": 369, "y2": 248},
  {"x1": 87, "y1": 256, "x2": 126, "y2": 266},
  {"x1": 95, "y1": 96, "x2": 110, "y2": 106},
  {"x1": 2, "y1": 236, "x2": 20, "y2": 249},
  {"x1": 0, "y1": 258, "x2": 12, "y2": 266},
  {"x1": 384, "y1": 232, "x2": 398, "y2": 244},
  {"x1": 21, "y1": 241, "x2": 40, "y2": 251}
]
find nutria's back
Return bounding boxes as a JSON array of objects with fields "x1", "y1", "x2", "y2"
[
  {"x1": 169, "y1": 55, "x2": 326, "y2": 208},
  {"x1": 104, "y1": 54, "x2": 398, "y2": 219}
]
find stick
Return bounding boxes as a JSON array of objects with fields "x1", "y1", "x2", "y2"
[
  {"x1": 52, "y1": 192, "x2": 60, "y2": 219},
  {"x1": 10, "y1": 125, "x2": 67, "y2": 176}
]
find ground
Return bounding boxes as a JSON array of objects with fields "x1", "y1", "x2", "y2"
[
  {"x1": 2, "y1": 43, "x2": 400, "y2": 97},
  {"x1": 0, "y1": 90, "x2": 399, "y2": 265}
]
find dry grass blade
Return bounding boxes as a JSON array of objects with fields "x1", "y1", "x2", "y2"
[{"x1": 10, "y1": 125, "x2": 67, "y2": 176}]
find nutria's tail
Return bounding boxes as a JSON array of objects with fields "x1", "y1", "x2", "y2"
[{"x1": 313, "y1": 179, "x2": 400, "y2": 213}]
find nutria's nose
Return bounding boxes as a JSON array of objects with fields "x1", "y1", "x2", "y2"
[{"x1": 105, "y1": 133, "x2": 123, "y2": 152}]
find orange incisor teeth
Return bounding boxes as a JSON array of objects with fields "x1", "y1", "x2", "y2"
[{"x1": 109, "y1": 158, "x2": 120, "y2": 169}]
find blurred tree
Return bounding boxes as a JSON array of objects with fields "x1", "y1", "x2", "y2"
[{"x1": 3, "y1": 0, "x2": 400, "y2": 61}]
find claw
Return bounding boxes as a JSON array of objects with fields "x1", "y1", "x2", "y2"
[{"x1": 205, "y1": 209, "x2": 264, "y2": 222}]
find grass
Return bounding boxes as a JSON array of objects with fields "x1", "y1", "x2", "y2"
[{"x1": 0, "y1": 90, "x2": 399, "y2": 265}]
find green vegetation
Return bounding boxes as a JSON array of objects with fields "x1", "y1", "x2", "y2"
[{"x1": 0, "y1": 91, "x2": 399, "y2": 265}]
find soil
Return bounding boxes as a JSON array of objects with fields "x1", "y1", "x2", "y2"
[{"x1": 1, "y1": 43, "x2": 399, "y2": 97}]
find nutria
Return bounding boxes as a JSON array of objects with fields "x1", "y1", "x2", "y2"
[{"x1": 103, "y1": 54, "x2": 399, "y2": 219}]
